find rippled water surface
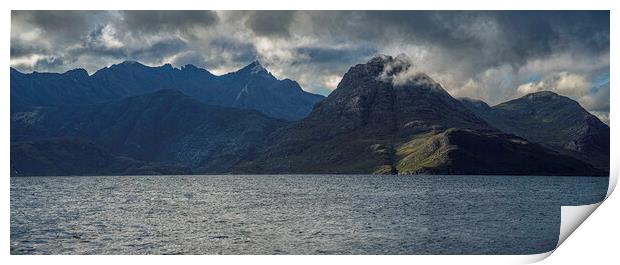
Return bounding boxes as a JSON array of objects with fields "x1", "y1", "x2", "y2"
[{"x1": 10, "y1": 175, "x2": 608, "y2": 255}]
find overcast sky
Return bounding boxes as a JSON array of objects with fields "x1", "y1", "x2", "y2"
[{"x1": 10, "y1": 10, "x2": 610, "y2": 123}]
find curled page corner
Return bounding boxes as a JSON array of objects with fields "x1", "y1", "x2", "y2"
[
  {"x1": 514, "y1": 250, "x2": 554, "y2": 264},
  {"x1": 606, "y1": 167, "x2": 617, "y2": 198},
  {"x1": 516, "y1": 166, "x2": 616, "y2": 263},
  {"x1": 557, "y1": 202, "x2": 603, "y2": 247},
  {"x1": 514, "y1": 202, "x2": 605, "y2": 264}
]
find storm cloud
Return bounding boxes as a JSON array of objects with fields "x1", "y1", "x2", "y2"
[{"x1": 10, "y1": 10, "x2": 610, "y2": 123}]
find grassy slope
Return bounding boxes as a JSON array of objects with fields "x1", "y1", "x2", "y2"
[{"x1": 395, "y1": 129, "x2": 606, "y2": 176}]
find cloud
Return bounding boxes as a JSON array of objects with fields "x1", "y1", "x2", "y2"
[
  {"x1": 516, "y1": 73, "x2": 610, "y2": 124},
  {"x1": 579, "y1": 83, "x2": 610, "y2": 112},
  {"x1": 296, "y1": 45, "x2": 377, "y2": 65},
  {"x1": 119, "y1": 10, "x2": 219, "y2": 37},
  {"x1": 9, "y1": 54, "x2": 59, "y2": 71},
  {"x1": 516, "y1": 72, "x2": 590, "y2": 97},
  {"x1": 85, "y1": 24, "x2": 125, "y2": 50},
  {"x1": 590, "y1": 111, "x2": 610, "y2": 125},
  {"x1": 377, "y1": 54, "x2": 413, "y2": 85},
  {"x1": 244, "y1": 11, "x2": 296, "y2": 37},
  {"x1": 10, "y1": 10, "x2": 609, "y2": 118}
]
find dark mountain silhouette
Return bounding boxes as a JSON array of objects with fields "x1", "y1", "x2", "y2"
[
  {"x1": 236, "y1": 56, "x2": 605, "y2": 176},
  {"x1": 11, "y1": 138, "x2": 191, "y2": 176},
  {"x1": 460, "y1": 92, "x2": 609, "y2": 171},
  {"x1": 11, "y1": 90, "x2": 289, "y2": 174},
  {"x1": 10, "y1": 68, "x2": 113, "y2": 111},
  {"x1": 11, "y1": 60, "x2": 324, "y2": 120},
  {"x1": 10, "y1": 55, "x2": 608, "y2": 176}
]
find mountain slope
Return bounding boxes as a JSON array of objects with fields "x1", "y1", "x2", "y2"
[
  {"x1": 11, "y1": 60, "x2": 324, "y2": 120},
  {"x1": 237, "y1": 56, "x2": 605, "y2": 176},
  {"x1": 11, "y1": 89, "x2": 289, "y2": 173},
  {"x1": 213, "y1": 61, "x2": 325, "y2": 120},
  {"x1": 11, "y1": 138, "x2": 191, "y2": 176},
  {"x1": 396, "y1": 129, "x2": 600, "y2": 175},
  {"x1": 460, "y1": 92, "x2": 609, "y2": 171}
]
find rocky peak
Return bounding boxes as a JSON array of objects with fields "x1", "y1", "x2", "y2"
[
  {"x1": 181, "y1": 64, "x2": 200, "y2": 71},
  {"x1": 237, "y1": 60, "x2": 272, "y2": 77},
  {"x1": 119, "y1": 60, "x2": 143, "y2": 66},
  {"x1": 303, "y1": 55, "x2": 491, "y2": 138},
  {"x1": 501, "y1": 91, "x2": 580, "y2": 110},
  {"x1": 529, "y1": 90, "x2": 558, "y2": 97},
  {"x1": 342, "y1": 55, "x2": 445, "y2": 92},
  {"x1": 180, "y1": 64, "x2": 214, "y2": 77},
  {"x1": 375, "y1": 54, "x2": 411, "y2": 78},
  {"x1": 524, "y1": 90, "x2": 562, "y2": 101},
  {"x1": 101, "y1": 60, "x2": 148, "y2": 73},
  {"x1": 460, "y1": 97, "x2": 492, "y2": 109},
  {"x1": 341, "y1": 55, "x2": 410, "y2": 81},
  {"x1": 63, "y1": 68, "x2": 89, "y2": 78}
]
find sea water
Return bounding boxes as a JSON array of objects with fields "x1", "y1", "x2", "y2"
[{"x1": 10, "y1": 175, "x2": 608, "y2": 255}]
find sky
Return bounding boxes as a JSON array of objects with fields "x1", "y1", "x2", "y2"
[{"x1": 10, "y1": 10, "x2": 610, "y2": 123}]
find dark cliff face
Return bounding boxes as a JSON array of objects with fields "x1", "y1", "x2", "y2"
[
  {"x1": 11, "y1": 60, "x2": 324, "y2": 121},
  {"x1": 460, "y1": 91, "x2": 610, "y2": 172},
  {"x1": 237, "y1": 56, "x2": 605, "y2": 176}
]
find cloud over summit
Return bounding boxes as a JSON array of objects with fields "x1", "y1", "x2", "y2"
[{"x1": 10, "y1": 10, "x2": 609, "y2": 122}]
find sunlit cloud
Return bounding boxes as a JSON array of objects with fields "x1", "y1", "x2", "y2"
[{"x1": 10, "y1": 10, "x2": 609, "y2": 120}]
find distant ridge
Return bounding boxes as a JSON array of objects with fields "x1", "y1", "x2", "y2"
[
  {"x1": 11, "y1": 60, "x2": 325, "y2": 120},
  {"x1": 459, "y1": 91, "x2": 610, "y2": 172}
]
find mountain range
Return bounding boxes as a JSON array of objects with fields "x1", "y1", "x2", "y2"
[
  {"x1": 235, "y1": 56, "x2": 606, "y2": 175},
  {"x1": 10, "y1": 60, "x2": 324, "y2": 121},
  {"x1": 459, "y1": 92, "x2": 610, "y2": 172},
  {"x1": 10, "y1": 56, "x2": 610, "y2": 176},
  {"x1": 12, "y1": 89, "x2": 289, "y2": 175}
]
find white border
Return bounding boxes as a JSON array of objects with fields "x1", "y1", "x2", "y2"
[{"x1": 2, "y1": 1, "x2": 617, "y2": 264}]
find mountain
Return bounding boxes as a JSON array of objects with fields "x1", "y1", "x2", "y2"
[
  {"x1": 10, "y1": 60, "x2": 324, "y2": 120},
  {"x1": 10, "y1": 68, "x2": 115, "y2": 111},
  {"x1": 213, "y1": 61, "x2": 326, "y2": 120},
  {"x1": 460, "y1": 91, "x2": 609, "y2": 171},
  {"x1": 11, "y1": 56, "x2": 607, "y2": 176},
  {"x1": 11, "y1": 138, "x2": 191, "y2": 176},
  {"x1": 11, "y1": 89, "x2": 289, "y2": 174},
  {"x1": 236, "y1": 56, "x2": 605, "y2": 176}
]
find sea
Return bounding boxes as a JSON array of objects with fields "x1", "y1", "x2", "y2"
[{"x1": 10, "y1": 175, "x2": 608, "y2": 255}]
